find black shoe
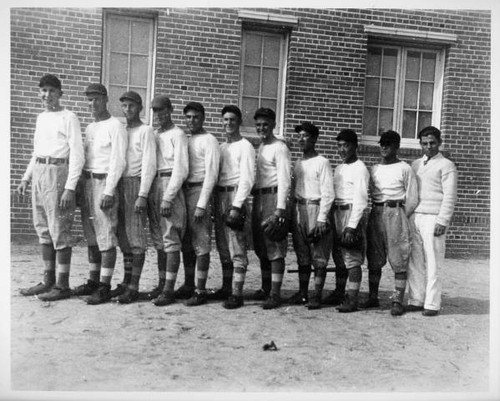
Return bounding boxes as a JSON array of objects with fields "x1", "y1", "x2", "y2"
[
  {"x1": 322, "y1": 290, "x2": 345, "y2": 306},
  {"x1": 152, "y1": 292, "x2": 176, "y2": 306},
  {"x1": 359, "y1": 297, "x2": 380, "y2": 309},
  {"x1": 174, "y1": 284, "x2": 196, "y2": 299},
  {"x1": 251, "y1": 288, "x2": 269, "y2": 301},
  {"x1": 422, "y1": 309, "x2": 439, "y2": 317},
  {"x1": 405, "y1": 304, "x2": 424, "y2": 312},
  {"x1": 262, "y1": 294, "x2": 282, "y2": 310},
  {"x1": 391, "y1": 302, "x2": 405, "y2": 316},
  {"x1": 20, "y1": 282, "x2": 54, "y2": 296},
  {"x1": 307, "y1": 293, "x2": 322, "y2": 310},
  {"x1": 208, "y1": 288, "x2": 232, "y2": 301},
  {"x1": 138, "y1": 285, "x2": 163, "y2": 301},
  {"x1": 72, "y1": 280, "x2": 99, "y2": 296},
  {"x1": 336, "y1": 295, "x2": 358, "y2": 313},
  {"x1": 286, "y1": 291, "x2": 308, "y2": 305},
  {"x1": 223, "y1": 295, "x2": 244, "y2": 309},
  {"x1": 86, "y1": 283, "x2": 112, "y2": 305},
  {"x1": 37, "y1": 286, "x2": 71, "y2": 301},
  {"x1": 109, "y1": 283, "x2": 128, "y2": 298},
  {"x1": 117, "y1": 288, "x2": 139, "y2": 304},
  {"x1": 185, "y1": 291, "x2": 208, "y2": 306}
]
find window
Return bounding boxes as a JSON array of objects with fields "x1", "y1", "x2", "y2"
[{"x1": 103, "y1": 11, "x2": 156, "y2": 124}]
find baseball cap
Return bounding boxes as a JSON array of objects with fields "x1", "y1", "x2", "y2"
[
  {"x1": 379, "y1": 130, "x2": 401, "y2": 146},
  {"x1": 336, "y1": 129, "x2": 358, "y2": 145},
  {"x1": 39, "y1": 74, "x2": 62, "y2": 90},
  {"x1": 119, "y1": 90, "x2": 142, "y2": 106},
  {"x1": 294, "y1": 122, "x2": 320, "y2": 138},
  {"x1": 253, "y1": 107, "x2": 276, "y2": 121},
  {"x1": 183, "y1": 101, "x2": 205, "y2": 116},
  {"x1": 151, "y1": 95, "x2": 173, "y2": 110},
  {"x1": 84, "y1": 83, "x2": 108, "y2": 96}
]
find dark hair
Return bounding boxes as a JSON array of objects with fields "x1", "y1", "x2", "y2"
[
  {"x1": 253, "y1": 107, "x2": 276, "y2": 121},
  {"x1": 336, "y1": 129, "x2": 358, "y2": 146},
  {"x1": 183, "y1": 101, "x2": 205, "y2": 117},
  {"x1": 294, "y1": 122, "x2": 320, "y2": 140},
  {"x1": 379, "y1": 130, "x2": 401, "y2": 147},
  {"x1": 221, "y1": 105, "x2": 242, "y2": 121},
  {"x1": 418, "y1": 126, "x2": 442, "y2": 142},
  {"x1": 39, "y1": 74, "x2": 62, "y2": 90}
]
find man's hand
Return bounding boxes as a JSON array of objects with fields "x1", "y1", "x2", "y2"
[
  {"x1": 100, "y1": 194, "x2": 114, "y2": 210},
  {"x1": 17, "y1": 180, "x2": 29, "y2": 196},
  {"x1": 228, "y1": 208, "x2": 240, "y2": 220},
  {"x1": 161, "y1": 200, "x2": 173, "y2": 217},
  {"x1": 434, "y1": 223, "x2": 446, "y2": 237},
  {"x1": 314, "y1": 221, "x2": 329, "y2": 237},
  {"x1": 194, "y1": 207, "x2": 206, "y2": 223},
  {"x1": 341, "y1": 227, "x2": 358, "y2": 248},
  {"x1": 59, "y1": 189, "x2": 75, "y2": 210},
  {"x1": 135, "y1": 196, "x2": 147, "y2": 214}
]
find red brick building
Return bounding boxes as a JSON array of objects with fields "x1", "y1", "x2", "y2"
[{"x1": 10, "y1": 8, "x2": 491, "y2": 258}]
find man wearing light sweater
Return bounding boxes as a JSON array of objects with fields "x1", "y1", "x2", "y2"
[
  {"x1": 179, "y1": 102, "x2": 220, "y2": 306},
  {"x1": 407, "y1": 126, "x2": 457, "y2": 316},
  {"x1": 213, "y1": 105, "x2": 255, "y2": 309}
]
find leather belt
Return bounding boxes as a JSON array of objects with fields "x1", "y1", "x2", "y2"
[
  {"x1": 83, "y1": 170, "x2": 107, "y2": 180},
  {"x1": 333, "y1": 204, "x2": 351, "y2": 210},
  {"x1": 216, "y1": 185, "x2": 237, "y2": 192},
  {"x1": 158, "y1": 171, "x2": 172, "y2": 177},
  {"x1": 252, "y1": 186, "x2": 278, "y2": 195},
  {"x1": 373, "y1": 200, "x2": 404, "y2": 208},
  {"x1": 36, "y1": 157, "x2": 68, "y2": 165},
  {"x1": 295, "y1": 198, "x2": 320, "y2": 205},
  {"x1": 183, "y1": 181, "x2": 203, "y2": 189}
]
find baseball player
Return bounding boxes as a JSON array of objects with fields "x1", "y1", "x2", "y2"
[
  {"x1": 212, "y1": 105, "x2": 255, "y2": 309},
  {"x1": 332, "y1": 129, "x2": 369, "y2": 313},
  {"x1": 17, "y1": 74, "x2": 84, "y2": 301},
  {"x1": 363, "y1": 130, "x2": 418, "y2": 316},
  {"x1": 143, "y1": 95, "x2": 189, "y2": 307},
  {"x1": 251, "y1": 107, "x2": 291, "y2": 310},
  {"x1": 289, "y1": 122, "x2": 334, "y2": 310},
  {"x1": 178, "y1": 102, "x2": 220, "y2": 306},
  {"x1": 108, "y1": 91, "x2": 156, "y2": 304},
  {"x1": 72, "y1": 83, "x2": 128, "y2": 305},
  {"x1": 407, "y1": 126, "x2": 457, "y2": 316}
]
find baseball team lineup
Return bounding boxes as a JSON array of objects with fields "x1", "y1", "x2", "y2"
[{"x1": 15, "y1": 73, "x2": 458, "y2": 317}]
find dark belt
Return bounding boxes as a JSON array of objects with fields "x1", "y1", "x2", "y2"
[
  {"x1": 373, "y1": 200, "x2": 405, "y2": 208},
  {"x1": 36, "y1": 157, "x2": 68, "y2": 165},
  {"x1": 333, "y1": 204, "x2": 351, "y2": 210},
  {"x1": 158, "y1": 171, "x2": 172, "y2": 178},
  {"x1": 295, "y1": 198, "x2": 320, "y2": 205},
  {"x1": 183, "y1": 181, "x2": 203, "y2": 189},
  {"x1": 83, "y1": 170, "x2": 107, "y2": 180},
  {"x1": 252, "y1": 186, "x2": 278, "y2": 195},
  {"x1": 216, "y1": 185, "x2": 237, "y2": 192}
]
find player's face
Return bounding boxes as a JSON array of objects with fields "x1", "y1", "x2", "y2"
[
  {"x1": 255, "y1": 117, "x2": 275, "y2": 141},
  {"x1": 222, "y1": 112, "x2": 241, "y2": 137},
  {"x1": 153, "y1": 107, "x2": 172, "y2": 129},
  {"x1": 420, "y1": 134, "x2": 441, "y2": 159},
  {"x1": 87, "y1": 94, "x2": 108, "y2": 119},
  {"x1": 337, "y1": 140, "x2": 356, "y2": 162},
  {"x1": 39, "y1": 85, "x2": 62, "y2": 110},
  {"x1": 121, "y1": 100, "x2": 141, "y2": 122},
  {"x1": 184, "y1": 110, "x2": 205, "y2": 134},
  {"x1": 298, "y1": 130, "x2": 316, "y2": 153},
  {"x1": 379, "y1": 142, "x2": 398, "y2": 160}
]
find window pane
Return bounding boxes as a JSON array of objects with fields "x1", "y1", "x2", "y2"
[
  {"x1": 380, "y1": 79, "x2": 395, "y2": 108},
  {"x1": 131, "y1": 21, "x2": 151, "y2": 54},
  {"x1": 379, "y1": 109, "x2": 393, "y2": 132},
  {"x1": 108, "y1": 19, "x2": 129, "y2": 53},
  {"x1": 421, "y1": 53, "x2": 436, "y2": 81},
  {"x1": 108, "y1": 85, "x2": 127, "y2": 117},
  {"x1": 406, "y1": 51, "x2": 421, "y2": 80},
  {"x1": 242, "y1": 97, "x2": 259, "y2": 126},
  {"x1": 365, "y1": 78, "x2": 379, "y2": 106},
  {"x1": 263, "y1": 36, "x2": 280, "y2": 67},
  {"x1": 419, "y1": 83, "x2": 434, "y2": 110},
  {"x1": 366, "y1": 47, "x2": 381, "y2": 76},
  {"x1": 382, "y1": 48, "x2": 398, "y2": 77},
  {"x1": 363, "y1": 107, "x2": 378, "y2": 136},
  {"x1": 261, "y1": 98, "x2": 277, "y2": 112},
  {"x1": 418, "y1": 112, "x2": 432, "y2": 134},
  {"x1": 110, "y1": 53, "x2": 129, "y2": 85},
  {"x1": 403, "y1": 110, "x2": 417, "y2": 139},
  {"x1": 244, "y1": 34, "x2": 262, "y2": 65},
  {"x1": 262, "y1": 68, "x2": 279, "y2": 98},
  {"x1": 404, "y1": 81, "x2": 418, "y2": 109},
  {"x1": 243, "y1": 66, "x2": 260, "y2": 97},
  {"x1": 130, "y1": 55, "x2": 149, "y2": 86}
]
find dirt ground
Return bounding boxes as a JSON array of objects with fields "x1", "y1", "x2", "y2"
[{"x1": 5, "y1": 241, "x2": 497, "y2": 400}]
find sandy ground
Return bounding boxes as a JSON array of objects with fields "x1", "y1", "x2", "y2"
[{"x1": 5, "y1": 242, "x2": 496, "y2": 400}]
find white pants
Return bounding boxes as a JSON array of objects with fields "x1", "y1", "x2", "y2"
[{"x1": 407, "y1": 213, "x2": 447, "y2": 311}]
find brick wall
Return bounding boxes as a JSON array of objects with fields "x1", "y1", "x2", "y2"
[{"x1": 10, "y1": 8, "x2": 491, "y2": 258}]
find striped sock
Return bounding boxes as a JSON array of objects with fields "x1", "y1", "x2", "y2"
[
  {"x1": 196, "y1": 253, "x2": 210, "y2": 292},
  {"x1": 164, "y1": 251, "x2": 181, "y2": 293},
  {"x1": 313, "y1": 266, "x2": 327, "y2": 293},
  {"x1": 270, "y1": 258, "x2": 285, "y2": 296},
  {"x1": 100, "y1": 248, "x2": 117, "y2": 285},
  {"x1": 182, "y1": 250, "x2": 197, "y2": 288},
  {"x1": 346, "y1": 266, "x2": 362, "y2": 292},
  {"x1": 41, "y1": 244, "x2": 56, "y2": 283},
  {"x1": 122, "y1": 253, "x2": 133, "y2": 284},
  {"x1": 129, "y1": 253, "x2": 145, "y2": 290},
  {"x1": 394, "y1": 272, "x2": 407, "y2": 303},
  {"x1": 260, "y1": 259, "x2": 272, "y2": 293},
  {"x1": 157, "y1": 249, "x2": 167, "y2": 282},
  {"x1": 88, "y1": 246, "x2": 101, "y2": 283},
  {"x1": 233, "y1": 266, "x2": 246, "y2": 296},
  {"x1": 56, "y1": 247, "x2": 72, "y2": 288}
]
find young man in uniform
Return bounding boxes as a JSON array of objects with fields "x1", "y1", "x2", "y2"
[
  {"x1": 289, "y1": 122, "x2": 334, "y2": 310},
  {"x1": 363, "y1": 130, "x2": 418, "y2": 316},
  {"x1": 407, "y1": 126, "x2": 457, "y2": 316},
  {"x1": 251, "y1": 107, "x2": 291, "y2": 310},
  {"x1": 110, "y1": 91, "x2": 156, "y2": 303},
  {"x1": 177, "y1": 102, "x2": 220, "y2": 306},
  {"x1": 332, "y1": 129, "x2": 370, "y2": 313},
  {"x1": 17, "y1": 74, "x2": 85, "y2": 301},
  {"x1": 143, "y1": 95, "x2": 189, "y2": 306},
  {"x1": 72, "y1": 83, "x2": 128, "y2": 305},
  {"x1": 212, "y1": 105, "x2": 255, "y2": 309}
]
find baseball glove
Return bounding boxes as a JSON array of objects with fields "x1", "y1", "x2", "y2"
[
  {"x1": 261, "y1": 214, "x2": 289, "y2": 242},
  {"x1": 340, "y1": 226, "x2": 363, "y2": 250},
  {"x1": 306, "y1": 223, "x2": 331, "y2": 244},
  {"x1": 225, "y1": 206, "x2": 247, "y2": 231}
]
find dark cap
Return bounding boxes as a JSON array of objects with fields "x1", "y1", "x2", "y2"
[
  {"x1": 336, "y1": 129, "x2": 358, "y2": 146},
  {"x1": 39, "y1": 74, "x2": 62, "y2": 90},
  {"x1": 294, "y1": 122, "x2": 320, "y2": 138},
  {"x1": 151, "y1": 95, "x2": 173, "y2": 110},
  {"x1": 84, "y1": 83, "x2": 108, "y2": 96},
  {"x1": 379, "y1": 130, "x2": 401, "y2": 146},
  {"x1": 119, "y1": 90, "x2": 142, "y2": 106},
  {"x1": 254, "y1": 107, "x2": 276, "y2": 121},
  {"x1": 183, "y1": 101, "x2": 205, "y2": 116}
]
